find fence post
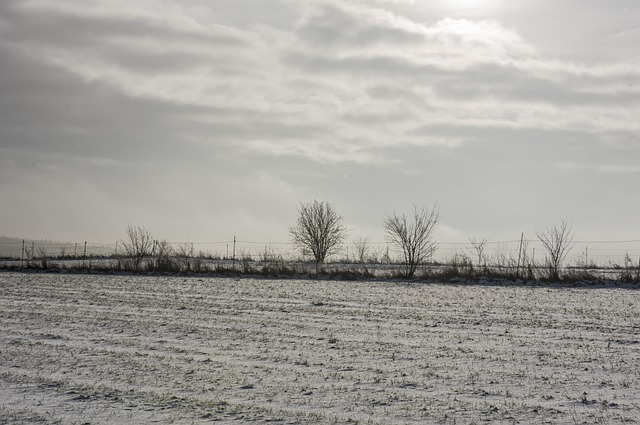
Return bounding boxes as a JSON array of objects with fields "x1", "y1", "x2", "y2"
[
  {"x1": 21, "y1": 239, "x2": 25, "y2": 268},
  {"x1": 232, "y1": 236, "x2": 236, "y2": 268},
  {"x1": 82, "y1": 241, "x2": 87, "y2": 268},
  {"x1": 516, "y1": 233, "x2": 524, "y2": 279}
]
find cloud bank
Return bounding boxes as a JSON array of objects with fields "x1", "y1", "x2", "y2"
[{"x1": 0, "y1": 0, "x2": 638, "y2": 247}]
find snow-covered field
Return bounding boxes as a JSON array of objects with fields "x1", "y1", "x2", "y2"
[{"x1": 1, "y1": 273, "x2": 639, "y2": 424}]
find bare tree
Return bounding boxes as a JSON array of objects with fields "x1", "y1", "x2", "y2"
[
  {"x1": 153, "y1": 239, "x2": 174, "y2": 271},
  {"x1": 536, "y1": 219, "x2": 575, "y2": 281},
  {"x1": 384, "y1": 204, "x2": 440, "y2": 278},
  {"x1": 353, "y1": 236, "x2": 372, "y2": 264},
  {"x1": 468, "y1": 237, "x2": 488, "y2": 269},
  {"x1": 289, "y1": 200, "x2": 348, "y2": 272},
  {"x1": 36, "y1": 247, "x2": 48, "y2": 269},
  {"x1": 175, "y1": 242, "x2": 196, "y2": 272},
  {"x1": 121, "y1": 224, "x2": 154, "y2": 270}
]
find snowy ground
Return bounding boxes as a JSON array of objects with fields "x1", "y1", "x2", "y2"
[{"x1": 1, "y1": 272, "x2": 640, "y2": 424}]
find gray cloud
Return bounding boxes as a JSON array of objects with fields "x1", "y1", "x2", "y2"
[
  {"x1": 0, "y1": 0, "x2": 638, "y2": 248},
  {"x1": 296, "y1": 4, "x2": 425, "y2": 48}
]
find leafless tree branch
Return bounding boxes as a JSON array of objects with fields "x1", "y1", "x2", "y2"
[
  {"x1": 384, "y1": 204, "x2": 439, "y2": 278},
  {"x1": 468, "y1": 237, "x2": 488, "y2": 269},
  {"x1": 353, "y1": 236, "x2": 372, "y2": 264},
  {"x1": 536, "y1": 219, "x2": 575, "y2": 281},
  {"x1": 289, "y1": 200, "x2": 348, "y2": 271},
  {"x1": 121, "y1": 224, "x2": 154, "y2": 271}
]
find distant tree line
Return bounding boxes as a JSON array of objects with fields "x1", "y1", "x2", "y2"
[
  {"x1": 23, "y1": 201, "x2": 623, "y2": 282},
  {"x1": 288, "y1": 199, "x2": 578, "y2": 281}
]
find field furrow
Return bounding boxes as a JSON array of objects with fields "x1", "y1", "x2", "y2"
[{"x1": 1, "y1": 273, "x2": 640, "y2": 424}]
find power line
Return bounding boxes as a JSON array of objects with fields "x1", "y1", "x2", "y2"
[{"x1": 2, "y1": 238, "x2": 640, "y2": 246}]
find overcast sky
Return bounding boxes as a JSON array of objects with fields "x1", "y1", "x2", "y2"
[{"x1": 1, "y1": 0, "x2": 639, "y2": 256}]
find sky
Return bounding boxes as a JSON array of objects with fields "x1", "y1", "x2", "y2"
[{"x1": 1, "y1": 0, "x2": 639, "y2": 259}]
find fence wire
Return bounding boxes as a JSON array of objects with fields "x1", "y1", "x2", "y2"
[{"x1": 1, "y1": 238, "x2": 639, "y2": 268}]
